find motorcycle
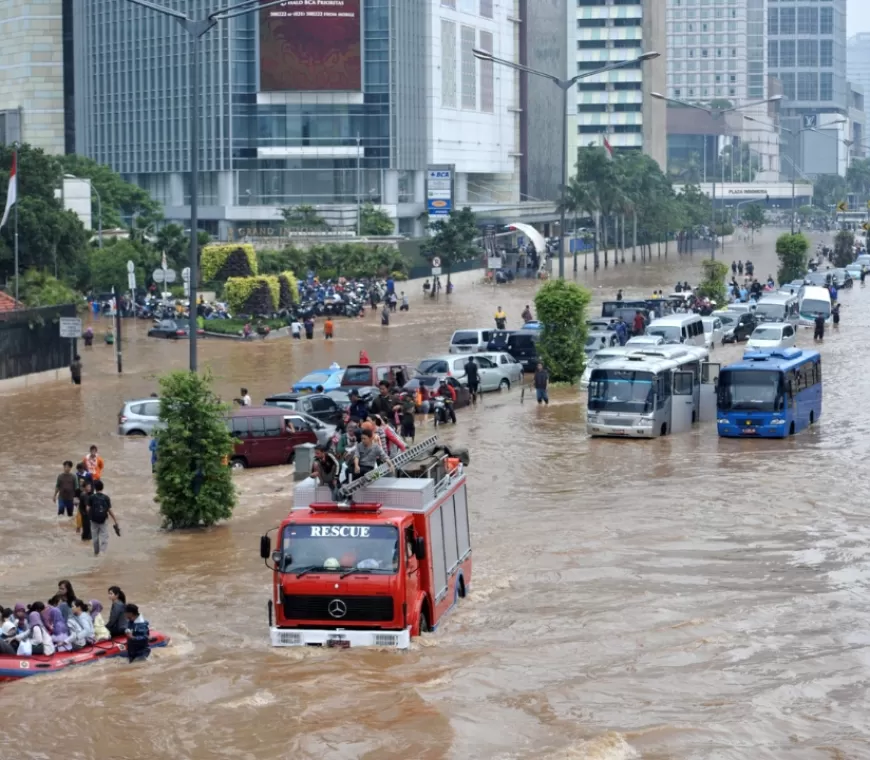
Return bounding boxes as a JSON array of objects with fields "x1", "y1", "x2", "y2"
[{"x1": 431, "y1": 397, "x2": 456, "y2": 426}]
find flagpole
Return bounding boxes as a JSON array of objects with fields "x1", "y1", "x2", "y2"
[{"x1": 13, "y1": 143, "x2": 18, "y2": 307}]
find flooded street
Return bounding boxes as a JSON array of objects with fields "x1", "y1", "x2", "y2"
[{"x1": 3, "y1": 229, "x2": 870, "y2": 759}]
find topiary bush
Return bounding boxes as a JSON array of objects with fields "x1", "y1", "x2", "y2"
[
  {"x1": 278, "y1": 270, "x2": 299, "y2": 309},
  {"x1": 201, "y1": 244, "x2": 258, "y2": 282},
  {"x1": 534, "y1": 279, "x2": 591, "y2": 383},
  {"x1": 225, "y1": 276, "x2": 277, "y2": 315}
]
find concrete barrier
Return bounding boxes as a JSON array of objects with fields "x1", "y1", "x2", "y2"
[{"x1": 0, "y1": 368, "x2": 66, "y2": 394}]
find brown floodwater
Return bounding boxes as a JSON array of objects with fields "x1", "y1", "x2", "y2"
[{"x1": 2, "y1": 229, "x2": 867, "y2": 759}]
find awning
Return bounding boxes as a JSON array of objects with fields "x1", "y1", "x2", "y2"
[{"x1": 506, "y1": 223, "x2": 546, "y2": 254}]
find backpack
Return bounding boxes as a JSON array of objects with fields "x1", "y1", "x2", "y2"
[{"x1": 89, "y1": 493, "x2": 110, "y2": 524}]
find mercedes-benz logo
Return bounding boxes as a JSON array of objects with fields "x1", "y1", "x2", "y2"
[{"x1": 327, "y1": 599, "x2": 347, "y2": 619}]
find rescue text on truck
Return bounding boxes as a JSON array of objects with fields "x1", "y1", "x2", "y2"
[{"x1": 260, "y1": 436, "x2": 472, "y2": 649}]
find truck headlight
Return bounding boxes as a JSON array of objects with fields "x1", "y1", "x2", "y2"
[
  {"x1": 717, "y1": 418, "x2": 729, "y2": 424},
  {"x1": 770, "y1": 419, "x2": 786, "y2": 425}
]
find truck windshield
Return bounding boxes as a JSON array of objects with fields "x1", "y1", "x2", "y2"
[
  {"x1": 588, "y1": 369, "x2": 654, "y2": 414},
  {"x1": 717, "y1": 369, "x2": 784, "y2": 412},
  {"x1": 280, "y1": 524, "x2": 399, "y2": 574}
]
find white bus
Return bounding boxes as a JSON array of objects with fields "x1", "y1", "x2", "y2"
[
  {"x1": 754, "y1": 293, "x2": 800, "y2": 326},
  {"x1": 580, "y1": 346, "x2": 632, "y2": 390},
  {"x1": 586, "y1": 346, "x2": 716, "y2": 438},
  {"x1": 798, "y1": 286, "x2": 832, "y2": 327}
]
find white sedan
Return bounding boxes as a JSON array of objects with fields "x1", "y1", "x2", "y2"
[
  {"x1": 745, "y1": 322, "x2": 797, "y2": 350},
  {"x1": 701, "y1": 316, "x2": 724, "y2": 350}
]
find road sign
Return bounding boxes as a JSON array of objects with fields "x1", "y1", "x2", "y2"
[
  {"x1": 863, "y1": 222, "x2": 870, "y2": 231},
  {"x1": 431, "y1": 256, "x2": 441, "y2": 268},
  {"x1": 152, "y1": 268, "x2": 177, "y2": 284},
  {"x1": 866, "y1": 200, "x2": 870, "y2": 210},
  {"x1": 127, "y1": 273, "x2": 136, "y2": 290},
  {"x1": 126, "y1": 260, "x2": 135, "y2": 274},
  {"x1": 182, "y1": 267, "x2": 191, "y2": 282},
  {"x1": 837, "y1": 201, "x2": 848, "y2": 212},
  {"x1": 59, "y1": 317, "x2": 82, "y2": 339},
  {"x1": 431, "y1": 267, "x2": 442, "y2": 276}
]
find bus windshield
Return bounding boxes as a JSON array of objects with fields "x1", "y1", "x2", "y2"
[
  {"x1": 279, "y1": 524, "x2": 399, "y2": 574},
  {"x1": 754, "y1": 303, "x2": 785, "y2": 320},
  {"x1": 589, "y1": 369, "x2": 655, "y2": 414},
  {"x1": 801, "y1": 299, "x2": 831, "y2": 317},
  {"x1": 717, "y1": 369, "x2": 784, "y2": 412}
]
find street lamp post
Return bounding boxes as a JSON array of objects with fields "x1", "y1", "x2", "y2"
[
  {"x1": 651, "y1": 93, "x2": 783, "y2": 259},
  {"x1": 125, "y1": 0, "x2": 289, "y2": 371},
  {"x1": 473, "y1": 48, "x2": 660, "y2": 280},
  {"x1": 743, "y1": 116, "x2": 846, "y2": 234}
]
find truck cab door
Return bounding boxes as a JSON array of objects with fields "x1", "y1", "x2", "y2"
[
  {"x1": 699, "y1": 362, "x2": 720, "y2": 422},
  {"x1": 403, "y1": 528, "x2": 420, "y2": 628},
  {"x1": 670, "y1": 371, "x2": 695, "y2": 433}
]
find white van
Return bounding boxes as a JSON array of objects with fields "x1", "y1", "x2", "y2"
[
  {"x1": 754, "y1": 293, "x2": 799, "y2": 326},
  {"x1": 645, "y1": 314, "x2": 706, "y2": 347},
  {"x1": 798, "y1": 286, "x2": 832, "y2": 326},
  {"x1": 448, "y1": 328, "x2": 494, "y2": 354}
]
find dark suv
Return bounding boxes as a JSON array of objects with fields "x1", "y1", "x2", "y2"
[
  {"x1": 506, "y1": 330, "x2": 540, "y2": 372},
  {"x1": 723, "y1": 311, "x2": 758, "y2": 342}
]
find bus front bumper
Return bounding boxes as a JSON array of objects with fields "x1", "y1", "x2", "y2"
[
  {"x1": 587, "y1": 422, "x2": 654, "y2": 438},
  {"x1": 270, "y1": 627, "x2": 411, "y2": 649},
  {"x1": 717, "y1": 421, "x2": 787, "y2": 438}
]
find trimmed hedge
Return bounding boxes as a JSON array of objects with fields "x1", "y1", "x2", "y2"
[
  {"x1": 201, "y1": 244, "x2": 258, "y2": 282},
  {"x1": 225, "y1": 276, "x2": 278, "y2": 315},
  {"x1": 278, "y1": 270, "x2": 299, "y2": 309}
]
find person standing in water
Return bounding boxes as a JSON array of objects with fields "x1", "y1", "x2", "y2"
[{"x1": 813, "y1": 312, "x2": 826, "y2": 342}]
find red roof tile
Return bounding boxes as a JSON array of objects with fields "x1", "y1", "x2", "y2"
[{"x1": 0, "y1": 291, "x2": 19, "y2": 312}]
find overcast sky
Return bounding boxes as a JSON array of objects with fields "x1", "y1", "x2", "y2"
[{"x1": 850, "y1": 0, "x2": 870, "y2": 35}]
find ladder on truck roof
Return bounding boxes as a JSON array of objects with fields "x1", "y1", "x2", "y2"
[{"x1": 336, "y1": 435, "x2": 442, "y2": 500}]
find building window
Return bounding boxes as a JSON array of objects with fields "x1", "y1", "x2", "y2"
[
  {"x1": 613, "y1": 82, "x2": 642, "y2": 90},
  {"x1": 797, "y1": 39, "x2": 818, "y2": 67},
  {"x1": 577, "y1": 104, "x2": 607, "y2": 113},
  {"x1": 614, "y1": 103, "x2": 642, "y2": 112},
  {"x1": 675, "y1": 88, "x2": 682, "y2": 97},
  {"x1": 441, "y1": 20, "x2": 457, "y2": 108},
  {"x1": 480, "y1": 0, "x2": 493, "y2": 18},
  {"x1": 779, "y1": 7, "x2": 795, "y2": 35},
  {"x1": 780, "y1": 72, "x2": 795, "y2": 100},
  {"x1": 460, "y1": 26, "x2": 477, "y2": 109},
  {"x1": 578, "y1": 40, "x2": 607, "y2": 49},
  {"x1": 613, "y1": 39, "x2": 640, "y2": 48},
  {"x1": 820, "y1": 7, "x2": 833, "y2": 34},
  {"x1": 578, "y1": 125, "x2": 606, "y2": 135},
  {"x1": 779, "y1": 39, "x2": 795, "y2": 67},
  {"x1": 768, "y1": 40, "x2": 778, "y2": 68},
  {"x1": 797, "y1": 72, "x2": 818, "y2": 101},
  {"x1": 479, "y1": 30, "x2": 493, "y2": 112},
  {"x1": 797, "y1": 7, "x2": 818, "y2": 36},
  {"x1": 577, "y1": 82, "x2": 607, "y2": 91},
  {"x1": 613, "y1": 18, "x2": 642, "y2": 26},
  {"x1": 820, "y1": 39, "x2": 833, "y2": 67},
  {"x1": 577, "y1": 19, "x2": 607, "y2": 27},
  {"x1": 820, "y1": 72, "x2": 833, "y2": 101}
]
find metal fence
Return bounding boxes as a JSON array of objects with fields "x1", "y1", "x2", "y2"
[{"x1": 0, "y1": 304, "x2": 77, "y2": 381}]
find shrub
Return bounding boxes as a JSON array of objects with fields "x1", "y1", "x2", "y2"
[
  {"x1": 278, "y1": 271, "x2": 299, "y2": 308},
  {"x1": 201, "y1": 244, "x2": 258, "y2": 282},
  {"x1": 224, "y1": 276, "x2": 278, "y2": 315},
  {"x1": 833, "y1": 230, "x2": 855, "y2": 268},
  {"x1": 694, "y1": 259, "x2": 729, "y2": 307},
  {"x1": 776, "y1": 232, "x2": 810, "y2": 285},
  {"x1": 534, "y1": 280, "x2": 591, "y2": 383},
  {"x1": 154, "y1": 370, "x2": 236, "y2": 529}
]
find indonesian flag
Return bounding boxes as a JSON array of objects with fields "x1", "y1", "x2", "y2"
[
  {"x1": 0, "y1": 152, "x2": 17, "y2": 230},
  {"x1": 603, "y1": 136, "x2": 614, "y2": 160}
]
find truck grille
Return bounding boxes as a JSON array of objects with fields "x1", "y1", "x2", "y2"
[{"x1": 283, "y1": 595, "x2": 394, "y2": 622}]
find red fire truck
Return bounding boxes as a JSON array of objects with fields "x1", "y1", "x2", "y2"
[{"x1": 259, "y1": 436, "x2": 472, "y2": 649}]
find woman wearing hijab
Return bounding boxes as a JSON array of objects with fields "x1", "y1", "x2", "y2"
[
  {"x1": 47, "y1": 604, "x2": 71, "y2": 651},
  {"x1": 89, "y1": 600, "x2": 111, "y2": 642},
  {"x1": 23, "y1": 611, "x2": 54, "y2": 656}
]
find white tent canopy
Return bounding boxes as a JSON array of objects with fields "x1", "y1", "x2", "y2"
[{"x1": 506, "y1": 223, "x2": 547, "y2": 255}]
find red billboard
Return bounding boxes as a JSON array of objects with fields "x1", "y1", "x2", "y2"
[{"x1": 259, "y1": 0, "x2": 362, "y2": 92}]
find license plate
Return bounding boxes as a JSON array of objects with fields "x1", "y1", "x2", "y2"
[
  {"x1": 742, "y1": 428, "x2": 756, "y2": 434},
  {"x1": 327, "y1": 636, "x2": 349, "y2": 649},
  {"x1": 612, "y1": 428, "x2": 626, "y2": 435}
]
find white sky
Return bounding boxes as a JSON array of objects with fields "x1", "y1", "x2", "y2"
[{"x1": 850, "y1": 0, "x2": 870, "y2": 35}]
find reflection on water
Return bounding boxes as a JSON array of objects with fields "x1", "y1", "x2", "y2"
[{"x1": 2, "y1": 230, "x2": 869, "y2": 758}]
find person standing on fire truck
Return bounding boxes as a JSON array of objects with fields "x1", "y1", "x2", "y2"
[{"x1": 352, "y1": 429, "x2": 394, "y2": 479}]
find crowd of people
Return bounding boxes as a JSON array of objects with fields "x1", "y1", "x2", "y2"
[
  {"x1": 0, "y1": 582, "x2": 150, "y2": 662},
  {"x1": 53, "y1": 446, "x2": 120, "y2": 556}
]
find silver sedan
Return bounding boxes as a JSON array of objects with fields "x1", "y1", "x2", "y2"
[{"x1": 468, "y1": 352, "x2": 524, "y2": 392}]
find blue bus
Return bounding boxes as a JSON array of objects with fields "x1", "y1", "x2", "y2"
[{"x1": 717, "y1": 348, "x2": 822, "y2": 438}]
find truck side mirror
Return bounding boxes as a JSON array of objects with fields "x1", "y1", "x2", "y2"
[
  {"x1": 414, "y1": 537, "x2": 426, "y2": 561},
  {"x1": 260, "y1": 535, "x2": 271, "y2": 559}
]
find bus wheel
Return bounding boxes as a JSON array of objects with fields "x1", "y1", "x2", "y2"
[
  {"x1": 457, "y1": 577, "x2": 467, "y2": 599},
  {"x1": 418, "y1": 609, "x2": 431, "y2": 635},
  {"x1": 789, "y1": 422, "x2": 795, "y2": 436},
  {"x1": 660, "y1": 423, "x2": 668, "y2": 437},
  {"x1": 810, "y1": 411, "x2": 815, "y2": 424}
]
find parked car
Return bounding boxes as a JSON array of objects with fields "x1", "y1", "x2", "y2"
[
  {"x1": 340, "y1": 362, "x2": 417, "y2": 390},
  {"x1": 803, "y1": 271, "x2": 832, "y2": 288},
  {"x1": 263, "y1": 392, "x2": 345, "y2": 425},
  {"x1": 227, "y1": 407, "x2": 318, "y2": 470},
  {"x1": 714, "y1": 310, "x2": 758, "y2": 343},
  {"x1": 504, "y1": 329, "x2": 540, "y2": 372},
  {"x1": 701, "y1": 316, "x2": 724, "y2": 349},
  {"x1": 148, "y1": 319, "x2": 203, "y2": 339},
  {"x1": 845, "y1": 262, "x2": 865, "y2": 280},
  {"x1": 831, "y1": 268, "x2": 853, "y2": 288},
  {"x1": 586, "y1": 318, "x2": 617, "y2": 332},
  {"x1": 118, "y1": 398, "x2": 162, "y2": 436},
  {"x1": 448, "y1": 328, "x2": 494, "y2": 355},
  {"x1": 465, "y1": 352, "x2": 523, "y2": 391},
  {"x1": 417, "y1": 354, "x2": 474, "y2": 381},
  {"x1": 402, "y1": 376, "x2": 471, "y2": 409},
  {"x1": 291, "y1": 367, "x2": 345, "y2": 393},
  {"x1": 746, "y1": 322, "x2": 797, "y2": 350},
  {"x1": 323, "y1": 387, "x2": 378, "y2": 411},
  {"x1": 586, "y1": 330, "x2": 619, "y2": 355}
]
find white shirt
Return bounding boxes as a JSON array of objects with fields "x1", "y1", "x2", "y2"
[
  {"x1": 29, "y1": 624, "x2": 55, "y2": 656},
  {"x1": 291, "y1": 321, "x2": 302, "y2": 334},
  {"x1": 329, "y1": 362, "x2": 340, "y2": 370},
  {"x1": 242, "y1": 394, "x2": 252, "y2": 407}
]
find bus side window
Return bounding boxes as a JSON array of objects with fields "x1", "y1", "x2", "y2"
[{"x1": 815, "y1": 359, "x2": 822, "y2": 385}]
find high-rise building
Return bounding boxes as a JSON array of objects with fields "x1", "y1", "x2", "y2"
[
  {"x1": 568, "y1": 0, "x2": 666, "y2": 169},
  {"x1": 0, "y1": 0, "x2": 75, "y2": 153},
  {"x1": 848, "y1": 33, "x2": 870, "y2": 124},
  {"x1": 72, "y1": 0, "x2": 522, "y2": 239},
  {"x1": 768, "y1": 0, "x2": 848, "y2": 175}
]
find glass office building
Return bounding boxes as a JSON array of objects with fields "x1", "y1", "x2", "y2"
[{"x1": 73, "y1": 0, "x2": 520, "y2": 239}]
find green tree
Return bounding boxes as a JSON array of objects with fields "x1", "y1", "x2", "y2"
[
  {"x1": 833, "y1": 229, "x2": 855, "y2": 267},
  {"x1": 154, "y1": 370, "x2": 237, "y2": 530},
  {"x1": 694, "y1": 259, "x2": 729, "y2": 307},
  {"x1": 359, "y1": 203, "x2": 394, "y2": 236},
  {"x1": 281, "y1": 204, "x2": 330, "y2": 231},
  {"x1": 812, "y1": 174, "x2": 847, "y2": 209},
  {"x1": 18, "y1": 269, "x2": 80, "y2": 307},
  {"x1": 776, "y1": 232, "x2": 810, "y2": 285},
  {"x1": 741, "y1": 204, "x2": 765, "y2": 235},
  {"x1": 534, "y1": 279, "x2": 591, "y2": 383},
  {"x1": 421, "y1": 207, "x2": 480, "y2": 282},
  {"x1": 846, "y1": 157, "x2": 870, "y2": 199}
]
